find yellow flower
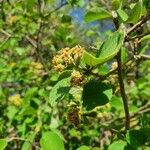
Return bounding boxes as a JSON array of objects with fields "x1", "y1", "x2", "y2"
[
  {"x1": 34, "y1": 125, "x2": 41, "y2": 133},
  {"x1": 111, "y1": 62, "x2": 118, "y2": 70},
  {"x1": 30, "y1": 62, "x2": 43, "y2": 69},
  {"x1": 8, "y1": 15, "x2": 17, "y2": 24},
  {"x1": 29, "y1": 62, "x2": 43, "y2": 76},
  {"x1": 71, "y1": 70, "x2": 84, "y2": 86},
  {"x1": 10, "y1": 62, "x2": 16, "y2": 68},
  {"x1": 8, "y1": 94, "x2": 22, "y2": 107},
  {"x1": 52, "y1": 45, "x2": 84, "y2": 72},
  {"x1": 54, "y1": 64, "x2": 65, "y2": 72}
]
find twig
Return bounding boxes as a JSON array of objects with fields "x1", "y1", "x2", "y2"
[
  {"x1": 35, "y1": 1, "x2": 49, "y2": 72},
  {"x1": 126, "y1": 31, "x2": 150, "y2": 42},
  {"x1": 0, "y1": 36, "x2": 11, "y2": 48},
  {"x1": 117, "y1": 51, "x2": 130, "y2": 130},
  {"x1": 112, "y1": 11, "x2": 130, "y2": 131},
  {"x1": 127, "y1": 11, "x2": 150, "y2": 35},
  {"x1": 25, "y1": 36, "x2": 37, "y2": 48},
  {"x1": 102, "y1": 101, "x2": 150, "y2": 127},
  {"x1": 134, "y1": 54, "x2": 150, "y2": 61},
  {"x1": 99, "y1": 0, "x2": 111, "y2": 11},
  {"x1": 0, "y1": 29, "x2": 11, "y2": 37},
  {"x1": 44, "y1": 1, "x2": 68, "y2": 18}
]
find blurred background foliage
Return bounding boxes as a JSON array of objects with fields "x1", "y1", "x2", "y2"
[{"x1": 0, "y1": 0, "x2": 150, "y2": 150}]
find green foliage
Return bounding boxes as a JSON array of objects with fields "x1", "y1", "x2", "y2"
[
  {"x1": 0, "y1": 139, "x2": 7, "y2": 150},
  {"x1": 0, "y1": 0, "x2": 150, "y2": 150},
  {"x1": 40, "y1": 131, "x2": 65, "y2": 150},
  {"x1": 21, "y1": 133, "x2": 36, "y2": 150},
  {"x1": 126, "y1": 129, "x2": 147, "y2": 147},
  {"x1": 127, "y1": 0, "x2": 143, "y2": 24},
  {"x1": 112, "y1": 0, "x2": 121, "y2": 10},
  {"x1": 108, "y1": 140, "x2": 127, "y2": 150},
  {"x1": 76, "y1": 145, "x2": 90, "y2": 150},
  {"x1": 49, "y1": 77, "x2": 71, "y2": 106},
  {"x1": 82, "y1": 80, "x2": 112, "y2": 110},
  {"x1": 83, "y1": 31, "x2": 124, "y2": 66},
  {"x1": 84, "y1": 7, "x2": 112, "y2": 23}
]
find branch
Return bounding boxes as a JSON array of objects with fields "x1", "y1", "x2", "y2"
[
  {"x1": 35, "y1": 2, "x2": 49, "y2": 72},
  {"x1": 44, "y1": 1, "x2": 68, "y2": 18},
  {"x1": 126, "y1": 31, "x2": 150, "y2": 42},
  {"x1": 112, "y1": 11, "x2": 130, "y2": 131},
  {"x1": 25, "y1": 36, "x2": 37, "y2": 48},
  {"x1": 134, "y1": 54, "x2": 150, "y2": 61},
  {"x1": 0, "y1": 29, "x2": 11, "y2": 48},
  {"x1": 126, "y1": 11, "x2": 150, "y2": 35},
  {"x1": 102, "y1": 101, "x2": 150, "y2": 127},
  {"x1": 116, "y1": 51, "x2": 130, "y2": 130}
]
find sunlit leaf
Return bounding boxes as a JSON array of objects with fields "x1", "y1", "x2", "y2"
[
  {"x1": 84, "y1": 7, "x2": 112, "y2": 23},
  {"x1": 0, "y1": 139, "x2": 7, "y2": 150},
  {"x1": 21, "y1": 133, "x2": 36, "y2": 150},
  {"x1": 127, "y1": 1, "x2": 143, "y2": 24},
  {"x1": 108, "y1": 140, "x2": 127, "y2": 150},
  {"x1": 83, "y1": 31, "x2": 124, "y2": 66},
  {"x1": 49, "y1": 77, "x2": 71, "y2": 106},
  {"x1": 40, "y1": 131, "x2": 65, "y2": 150}
]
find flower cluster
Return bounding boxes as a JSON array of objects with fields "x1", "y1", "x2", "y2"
[
  {"x1": 29, "y1": 62, "x2": 43, "y2": 75},
  {"x1": 70, "y1": 70, "x2": 84, "y2": 86},
  {"x1": 67, "y1": 104, "x2": 80, "y2": 127},
  {"x1": 8, "y1": 94, "x2": 22, "y2": 107},
  {"x1": 52, "y1": 45, "x2": 84, "y2": 72}
]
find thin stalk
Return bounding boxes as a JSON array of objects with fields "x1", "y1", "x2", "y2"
[{"x1": 116, "y1": 51, "x2": 130, "y2": 130}]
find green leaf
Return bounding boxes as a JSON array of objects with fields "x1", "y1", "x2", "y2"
[
  {"x1": 67, "y1": 0, "x2": 85, "y2": 7},
  {"x1": 0, "y1": 139, "x2": 7, "y2": 150},
  {"x1": 26, "y1": 0, "x2": 36, "y2": 12},
  {"x1": 19, "y1": 107, "x2": 36, "y2": 117},
  {"x1": 82, "y1": 80, "x2": 112, "y2": 110},
  {"x1": 141, "y1": 0, "x2": 149, "y2": 16},
  {"x1": 126, "y1": 129, "x2": 149, "y2": 147},
  {"x1": 129, "y1": 105, "x2": 138, "y2": 113},
  {"x1": 6, "y1": 106, "x2": 18, "y2": 121},
  {"x1": 108, "y1": 140, "x2": 127, "y2": 150},
  {"x1": 121, "y1": 47, "x2": 128, "y2": 63},
  {"x1": 127, "y1": 1, "x2": 143, "y2": 24},
  {"x1": 83, "y1": 31, "x2": 124, "y2": 67},
  {"x1": 61, "y1": 15, "x2": 72, "y2": 23},
  {"x1": 112, "y1": 0, "x2": 121, "y2": 10},
  {"x1": 140, "y1": 114, "x2": 150, "y2": 128},
  {"x1": 21, "y1": 133, "x2": 36, "y2": 150},
  {"x1": 84, "y1": 7, "x2": 112, "y2": 23},
  {"x1": 76, "y1": 145, "x2": 90, "y2": 150},
  {"x1": 110, "y1": 96, "x2": 123, "y2": 111},
  {"x1": 58, "y1": 70, "x2": 72, "y2": 81},
  {"x1": 40, "y1": 131, "x2": 65, "y2": 150},
  {"x1": 140, "y1": 34, "x2": 150, "y2": 42},
  {"x1": 23, "y1": 87, "x2": 38, "y2": 105},
  {"x1": 49, "y1": 77, "x2": 71, "y2": 106},
  {"x1": 117, "y1": 9, "x2": 128, "y2": 21}
]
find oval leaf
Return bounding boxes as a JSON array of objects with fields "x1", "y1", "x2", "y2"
[
  {"x1": 40, "y1": 131, "x2": 65, "y2": 150},
  {"x1": 82, "y1": 80, "x2": 112, "y2": 110},
  {"x1": 0, "y1": 139, "x2": 7, "y2": 150},
  {"x1": 49, "y1": 77, "x2": 71, "y2": 106},
  {"x1": 83, "y1": 31, "x2": 124, "y2": 67},
  {"x1": 77, "y1": 145, "x2": 90, "y2": 150},
  {"x1": 108, "y1": 140, "x2": 127, "y2": 150},
  {"x1": 127, "y1": 1, "x2": 143, "y2": 24},
  {"x1": 84, "y1": 7, "x2": 112, "y2": 23},
  {"x1": 21, "y1": 133, "x2": 36, "y2": 150}
]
